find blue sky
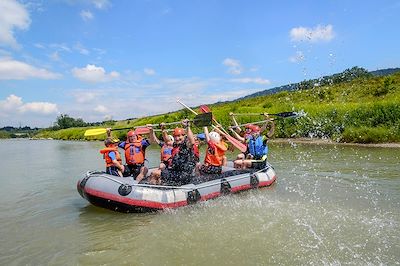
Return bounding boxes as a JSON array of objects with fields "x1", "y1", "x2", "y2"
[{"x1": 0, "y1": 0, "x2": 399, "y2": 127}]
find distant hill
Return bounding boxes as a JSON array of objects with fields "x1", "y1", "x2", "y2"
[{"x1": 237, "y1": 66, "x2": 400, "y2": 100}]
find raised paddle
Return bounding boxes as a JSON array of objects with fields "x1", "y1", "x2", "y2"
[
  {"x1": 84, "y1": 112, "x2": 212, "y2": 137},
  {"x1": 231, "y1": 111, "x2": 301, "y2": 118},
  {"x1": 177, "y1": 100, "x2": 247, "y2": 153}
]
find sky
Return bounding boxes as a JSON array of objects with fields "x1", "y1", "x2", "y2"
[{"x1": 0, "y1": 0, "x2": 399, "y2": 128}]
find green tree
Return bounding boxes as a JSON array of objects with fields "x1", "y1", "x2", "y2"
[{"x1": 54, "y1": 114, "x2": 87, "y2": 129}]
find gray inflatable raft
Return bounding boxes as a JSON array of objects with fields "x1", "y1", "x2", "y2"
[{"x1": 77, "y1": 162, "x2": 277, "y2": 213}]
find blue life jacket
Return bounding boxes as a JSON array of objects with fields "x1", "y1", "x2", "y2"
[{"x1": 247, "y1": 136, "x2": 268, "y2": 160}]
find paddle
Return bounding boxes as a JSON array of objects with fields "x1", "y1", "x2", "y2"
[
  {"x1": 177, "y1": 100, "x2": 247, "y2": 153},
  {"x1": 231, "y1": 111, "x2": 300, "y2": 118},
  {"x1": 84, "y1": 113, "x2": 212, "y2": 137}
]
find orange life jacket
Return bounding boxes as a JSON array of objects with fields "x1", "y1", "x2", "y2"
[
  {"x1": 100, "y1": 147, "x2": 122, "y2": 167},
  {"x1": 124, "y1": 139, "x2": 145, "y2": 165},
  {"x1": 160, "y1": 144, "x2": 173, "y2": 163},
  {"x1": 204, "y1": 141, "x2": 227, "y2": 166}
]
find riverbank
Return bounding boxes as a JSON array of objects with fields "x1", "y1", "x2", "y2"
[{"x1": 271, "y1": 138, "x2": 400, "y2": 148}]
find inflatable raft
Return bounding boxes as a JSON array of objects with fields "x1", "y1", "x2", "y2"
[{"x1": 77, "y1": 162, "x2": 277, "y2": 213}]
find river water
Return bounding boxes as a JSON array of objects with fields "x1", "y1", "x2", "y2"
[{"x1": 0, "y1": 139, "x2": 399, "y2": 265}]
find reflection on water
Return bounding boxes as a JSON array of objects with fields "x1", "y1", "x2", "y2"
[{"x1": 0, "y1": 139, "x2": 399, "y2": 265}]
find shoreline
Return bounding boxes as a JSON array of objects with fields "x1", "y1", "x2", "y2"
[
  {"x1": 3, "y1": 137, "x2": 400, "y2": 148},
  {"x1": 270, "y1": 138, "x2": 400, "y2": 148}
]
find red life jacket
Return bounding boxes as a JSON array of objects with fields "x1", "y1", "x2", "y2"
[
  {"x1": 100, "y1": 147, "x2": 122, "y2": 167},
  {"x1": 124, "y1": 139, "x2": 145, "y2": 165}
]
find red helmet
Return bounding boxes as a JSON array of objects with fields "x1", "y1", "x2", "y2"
[
  {"x1": 127, "y1": 130, "x2": 135, "y2": 137},
  {"x1": 173, "y1": 127, "x2": 185, "y2": 136}
]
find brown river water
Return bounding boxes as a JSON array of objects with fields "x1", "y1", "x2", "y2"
[{"x1": 0, "y1": 139, "x2": 399, "y2": 265}]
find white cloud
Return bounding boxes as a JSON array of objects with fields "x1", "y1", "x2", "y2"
[
  {"x1": 144, "y1": 68, "x2": 156, "y2": 75},
  {"x1": 0, "y1": 0, "x2": 31, "y2": 49},
  {"x1": 230, "y1": 77, "x2": 271, "y2": 85},
  {"x1": 0, "y1": 94, "x2": 58, "y2": 115},
  {"x1": 289, "y1": 51, "x2": 305, "y2": 63},
  {"x1": 72, "y1": 64, "x2": 120, "y2": 82},
  {"x1": 72, "y1": 91, "x2": 102, "y2": 104},
  {"x1": 18, "y1": 102, "x2": 58, "y2": 114},
  {"x1": 91, "y1": 0, "x2": 111, "y2": 9},
  {"x1": 290, "y1": 24, "x2": 335, "y2": 43},
  {"x1": 0, "y1": 57, "x2": 61, "y2": 80},
  {"x1": 74, "y1": 42, "x2": 89, "y2": 55},
  {"x1": 80, "y1": 10, "x2": 94, "y2": 21},
  {"x1": 223, "y1": 58, "x2": 243, "y2": 75},
  {"x1": 94, "y1": 104, "x2": 108, "y2": 113}
]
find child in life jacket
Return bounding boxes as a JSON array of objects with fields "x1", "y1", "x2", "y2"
[
  {"x1": 100, "y1": 137, "x2": 125, "y2": 177},
  {"x1": 197, "y1": 126, "x2": 228, "y2": 175},
  {"x1": 147, "y1": 124, "x2": 174, "y2": 170}
]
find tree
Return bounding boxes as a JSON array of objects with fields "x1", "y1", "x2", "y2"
[{"x1": 54, "y1": 114, "x2": 87, "y2": 129}]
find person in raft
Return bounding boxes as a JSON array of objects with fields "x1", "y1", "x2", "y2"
[
  {"x1": 149, "y1": 119, "x2": 197, "y2": 186},
  {"x1": 196, "y1": 126, "x2": 228, "y2": 175},
  {"x1": 100, "y1": 137, "x2": 125, "y2": 177},
  {"x1": 233, "y1": 122, "x2": 275, "y2": 170},
  {"x1": 147, "y1": 124, "x2": 174, "y2": 170},
  {"x1": 107, "y1": 128, "x2": 150, "y2": 182}
]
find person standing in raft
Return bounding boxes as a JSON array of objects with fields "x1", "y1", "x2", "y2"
[
  {"x1": 233, "y1": 122, "x2": 275, "y2": 170},
  {"x1": 196, "y1": 127, "x2": 228, "y2": 175},
  {"x1": 100, "y1": 138, "x2": 125, "y2": 177},
  {"x1": 107, "y1": 129, "x2": 150, "y2": 182},
  {"x1": 149, "y1": 119, "x2": 197, "y2": 186}
]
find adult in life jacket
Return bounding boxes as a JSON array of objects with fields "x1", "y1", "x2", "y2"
[
  {"x1": 196, "y1": 126, "x2": 227, "y2": 175},
  {"x1": 233, "y1": 119, "x2": 275, "y2": 169},
  {"x1": 100, "y1": 137, "x2": 125, "y2": 177},
  {"x1": 107, "y1": 129, "x2": 150, "y2": 182},
  {"x1": 150, "y1": 120, "x2": 197, "y2": 186}
]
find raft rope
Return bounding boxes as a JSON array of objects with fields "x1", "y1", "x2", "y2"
[{"x1": 86, "y1": 163, "x2": 272, "y2": 191}]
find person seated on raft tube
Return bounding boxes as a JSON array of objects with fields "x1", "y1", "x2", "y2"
[
  {"x1": 147, "y1": 124, "x2": 174, "y2": 171},
  {"x1": 100, "y1": 137, "x2": 125, "y2": 177},
  {"x1": 149, "y1": 119, "x2": 197, "y2": 186},
  {"x1": 196, "y1": 126, "x2": 228, "y2": 175},
  {"x1": 107, "y1": 128, "x2": 150, "y2": 182},
  {"x1": 233, "y1": 121, "x2": 275, "y2": 170}
]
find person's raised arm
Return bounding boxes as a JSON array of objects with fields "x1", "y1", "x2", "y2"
[
  {"x1": 183, "y1": 119, "x2": 195, "y2": 146},
  {"x1": 204, "y1": 126, "x2": 210, "y2": 143},
  {"x1": 261, "y1": 113, "x2": 275, "y2": 138},
  {"x1": 147, "y1": 124, "x2": 160, "y2": 145}
]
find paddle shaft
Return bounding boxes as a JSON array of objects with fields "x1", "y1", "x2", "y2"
[
  {"x1": 231, "y1": 111, "x2": 298, "y2": 118},
  {"x1": 177, "y1": 100, "x2": 247, "y2": 152},
  {"x1": 230, "y1": 119, "x2": 274, "y2": 129}
]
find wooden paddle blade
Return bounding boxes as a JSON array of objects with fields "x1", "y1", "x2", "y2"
[
  {"x1": 84, "y1": 128, "x2": 107, "y2": 136},
  {"x1": 192, "y1": 112, "x2": 212, "y2": 127}
]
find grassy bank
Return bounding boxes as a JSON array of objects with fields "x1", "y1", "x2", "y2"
[{"x1": 35, "y1": 71, "x2": 400, "y2": 144}]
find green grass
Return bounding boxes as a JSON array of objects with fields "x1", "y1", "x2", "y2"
[{"x1": 34, "y1": 72, "x2": 400, "y2": 143}]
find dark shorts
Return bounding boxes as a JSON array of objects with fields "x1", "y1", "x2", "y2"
[
  {"x1": 106, "y1": 166, "x2": 120, "y2": 177},
  {"x1": 250, "y1": 159, "x2": 267, "y2": 170},
  {"x1": 199, "y1": 164, "x2": 222, "y2": 175},
  {"x1": 124, "y1": 164, "x2": 144, "y2": 178}
]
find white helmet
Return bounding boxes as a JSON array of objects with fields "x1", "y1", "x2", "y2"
[
  {"x1": 167, "y1": 134, "x2": 174, "y2": 143},
  {"x1": 209, "y1": 131, "x2": 221, "y2": 143}
]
